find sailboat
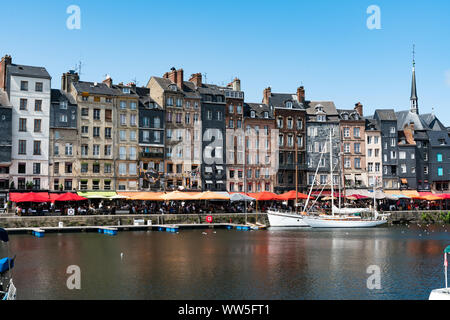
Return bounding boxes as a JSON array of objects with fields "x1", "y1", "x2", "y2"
[
  {"x1": 301, "y1": 130, "x2": 387, "y2": 228},
  {"x1": 267, "y1": 142, "x2": 310, "y2": 227},
  {"x1": 429, "y1": 245, "x2": 450, "y2": 300},
  {"x1": 0, "y1": 228, "x2": 16, "y2": 300}
]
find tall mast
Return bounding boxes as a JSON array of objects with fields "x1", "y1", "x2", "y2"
[
  {"x1": 295, "y1": 142, "x2": 298, "y2": 214},
  {"x1": 330, "y1": 129, "x2": 334, "y2": 216}
]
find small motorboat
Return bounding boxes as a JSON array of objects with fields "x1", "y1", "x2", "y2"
[
  {"x1": 0, "y1": 228, "x2": 16, "y2": 300},
  {"x1": 429, "y1": 245, "x2": 450, "y2": 300}
]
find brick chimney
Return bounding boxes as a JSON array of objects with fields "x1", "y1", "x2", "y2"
[
  {"x1": 354, "y1": 102, "x2": 363, "y2": 117},
  {"x1": 297, "y1": 86, "x2": 305, "y2": 103},
  {"x1": 263, "y1": 87, "x2": 271, "y2": 104},
  {"x1": 189, "y1": 73, "x2": 202, "y2": 87},
  {"x1": 0, "y1": 55, "x2": 12, "y2": 90},
  {"x1": 232, "y1": 78, "x2": 241, "y2": 91},
  {"x1": 61, "y1": 70, "x2": 80, "y2": 93},
  {"x1": 103, "y1": 75, "x2": 113, "y2": 88},
  {"x1": 163, "y1": 67, "x2": 183, "y2": 89}
]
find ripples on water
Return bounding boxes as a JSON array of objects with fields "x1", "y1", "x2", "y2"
[{"x1": 0, "y1": 225, "x2": 448, "y2": 300}]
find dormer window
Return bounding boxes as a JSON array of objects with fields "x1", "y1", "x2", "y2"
[
  {"x1": 169, "y1": 84, "x2": 177, "y2": 91},
  {"x1": 285, "y1": 101, "x2": 293, "y2": 109},
  {"x1": 354, "y1": 113, "x2": 359, "y2": 120},
  {"x1": 250, "y1": 111, "x2": 256, "y2": 118},
  {"x1": 317, "y1": 115, "x2": 326, "y2": 122},
  {"x1": 122, "y1": 87, "x2": 130, "y2": 94},
  {"x1": 342, "y1": 113, "x2": 349, "y2": 120},
  {"x1": 315, "y1": 104, "x2": 324, "y2": 113},
  {"x1": 439, "y1": 139, "x2": 446, "y2": 145},
  {"x1": 264, "y1": 112, "x2": 269, "y2": 119}
]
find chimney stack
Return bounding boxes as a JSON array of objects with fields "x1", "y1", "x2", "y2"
[
  {"x1": 263, "y1": 87, "x2": 271, "y2": 104},
  {"x1": 0, "y1": 55, "x2": 12, "y2": 91},
  {"x1": 164, "y1": 67, "x2": 183, "y2": 89},
  {"x1": 103, "y1": 75, "x2": 113, "y2": 88},
  {"x1": 297, "y1": 86, "x2": 305, "y2": 103},
  {"x1": 61, "y1": 70, "x2": 80, "y2": 93},
  {"x1": 231, "y1": 78, "x2": 241, "y2": 91},
  {"x1": 354, "y1": 102, "x2": 363, "y2": 117},
  {"x1": 189, "y1": 73, "x2": 202, "y2": 87}
]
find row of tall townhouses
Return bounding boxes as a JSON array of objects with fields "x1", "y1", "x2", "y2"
[{"x1": 1, "y1": 54, "x2": 450, "y2": 197}]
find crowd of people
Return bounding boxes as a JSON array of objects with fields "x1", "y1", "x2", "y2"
[{"x1": 9, "y1": 197, "x2": 450, "y2": 216}]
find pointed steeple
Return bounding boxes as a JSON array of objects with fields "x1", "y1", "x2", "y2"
[{"x1": 410, "y1": 45, "x2": 419, "y2": 114}]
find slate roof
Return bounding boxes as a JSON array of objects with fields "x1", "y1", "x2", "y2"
[
  {"x1": 268, "y1": 93, "x2": 305, "y2": 109},
  {"x1": 50, "y1": 89, "x2": 77, "y2": 105},
  {"x1": 135, "y1": 86, "x2": 162, "y2": 110},
  {"x1": 7, "y1": 64, "x2": 51, "y2": 79},
  {"x1": 428, "y1": 130, "x2": 450, "y2": 146},
  {"x1": 112, "y1": 84, "x2": 139, "y2": 98},
  {"x1": 395, "y1": 110, "x2": 428, "y2": 131},
  {"x1": 73, "y1": 81, "x2": 117, "y2": 95},
  {"x1": 365, "y1": 118, "x2": 380, "y2": 131},
  {"x1": 374, "y1": 109, "x2": 397, "y2": 121},
  {"x1": 245, "y1": 103, "x2": 274, "y2": 119},
  {"x1": 337, "y1": 108, "x2": 364, "y2": 121},
  {"x1": 419, "y1": 113, "x2": 447, "y2": 131}
]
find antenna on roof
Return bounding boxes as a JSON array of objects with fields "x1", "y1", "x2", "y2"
[
  {"x1": 74, "y1": 60, "x2": 83, "y2": 76},
  {"x1": 202, "y1": 73, "x2": 207, "y2": 84},
  {"x1": 131, "y1": 77, "x2": 139, "y2": 86}
]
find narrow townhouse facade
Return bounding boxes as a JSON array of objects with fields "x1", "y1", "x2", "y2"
[
  {"x1": 397, "y1": 123, "x2": 417, "y2": 190},
  {"x1": 428, "y1": 130, "x2": 450, "y2": 193},
  {"x1": 263, "y1": 86, "x2": 307, "y2": 193},
  {"x1": 365, "y1": 119, "x2": 382, "y2": 188},
  {"x1": 374, "y1": 109, "x2": 399, "y2": 190},
  {"x1": 68, "y1": 78, "x2": 117, "y2": 191},
  {"x1": 189, "y1": 75, "x2": 226, "y2": 191},
  {"x1": 0, "y1": 55, "x2": 51, "y2": 191},
  {"x1": 49, "y1": 89, "x2": 78, "y2": 191},
  {"x1": 0, "y1": 90, "x2": 12, "y2": 204},
  {"x1": 338, "y1": 103, "x2": 367, "y2": 191},
  {"x1": 305, "y1": 101, "x2": 341, "y2": 192},
  {"x1": 223, "y1": 78, "x2": 245, "y2": 192},
  {"x1": 243, "y1": 103, "x2": 276, "y2": 193},
  {"x1": 110, "y1": 80, "x2": 140, "y2": 191},
  {"x1": 136, "y1": 87, "x2": 165, "y2": 191},
  {"x1": 148, "y1": 69, "x2": 202, "y2": 190}
]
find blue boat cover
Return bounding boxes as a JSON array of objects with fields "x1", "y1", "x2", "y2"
[
  {"x1": 0, "y1": 257, "x2": 14, "y2": 273},
  {"x1": 0, "y1": 228, "x2": 8, "y2": 242}
]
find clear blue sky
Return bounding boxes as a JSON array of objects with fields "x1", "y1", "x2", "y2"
[{"x1": 2, "y1": 0, "x2": 450, "y2": 123}]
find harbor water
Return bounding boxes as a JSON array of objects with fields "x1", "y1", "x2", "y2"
[{"x1": 1, "y1": 225, "x2": 448, "y2": 300}]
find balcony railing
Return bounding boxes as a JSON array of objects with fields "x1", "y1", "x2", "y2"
[{"x1": 140, "y1": 152, "x2": 164, "y2": 159}]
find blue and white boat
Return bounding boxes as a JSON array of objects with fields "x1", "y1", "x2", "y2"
[
  {"x1": 429, "y1": 245, "x2": 450, "y2": 300},
  {"x1": 0, "y1": 228, "x2": 16, "y2": 300}
]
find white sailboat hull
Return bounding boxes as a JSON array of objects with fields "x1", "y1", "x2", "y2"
[
  {"x1": 429, "y1": 288, "x2": 450, "y2": 300},
  {"x1": 267, "y1": 211, "x2": 310, "y2": 227},
  {"x1": 301, "y1": 216, "x2": 387, "y2": 228}
]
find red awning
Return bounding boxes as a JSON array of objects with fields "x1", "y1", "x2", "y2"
[
  {"x1": 248, "y1": 192, "x2": 282, "y2": 201},
  {"x1": 14, "y1": 192, "x2": 50, "y2": 203},
  {"x1": 278, "y1": 190, "x2": 312, "y2": 200},
  {"x1": 54, "y1": 193, "x2": 88, "y2": 202},
  {"x1": 310, "y1": 191, "x2": 342, "y2": 197}
]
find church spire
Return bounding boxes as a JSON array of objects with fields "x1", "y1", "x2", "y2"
[{"x1": 410, "y1": 44, "x2": 418, "y2": 114}]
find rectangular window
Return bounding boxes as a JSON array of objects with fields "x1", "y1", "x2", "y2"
[
  {"x1": 35, "y1": 100, "x2": 42, "y2": 111},
  {"x1": 105, "y1": 127, "x2": 112, "y2": 139},
  {"x1": 65, "y1": 143, "x2": 73, "y2": 156},
  {"x1": 104, "y1": 145, "x2": 112, "y2": 156},
  {"x1": 33, "y1": 141, "x2": 41, "y2": 155},
  {"x1": 19, "y1": 118, "x2": 27, "y2": 132},
  {"x1": 353, "y1": 127, "x2": 360, "y2": 138},
  {"x1": 92, "y1": 164, "x2": 100, "y2": 173},
  {"x1": 60, "y1": 114, "x2": 67, "y2": 122},
  {"x1": 33, "y1": 163, "x2": 41, "y2": 174},
  {"x1": 34, "y1": 119, "x2": 42, "y2": 132},
  {"x1": 120, "y1": 101, "x2": 127, "y2": 109},
  {"x1": 93, "y1": 127, "x2": 100, "y2": 137},
  {"x1": 130, "y1": 114, "x2": 137, "y2": 126},
  {"x1": 104, "y1": 164, "x2": 112, "y2": 174},
  {"x1": 120, "y1": 130, "x2": 126, "y2": 141},
  {"x1": 105, "y1": 109, "x2": 112, "y2": 122},
  {"x1": 93, "y1": 145, "x2": 100, "y2": 156},
  {"x1": 81, "y1": 108, "x2": 89, "y2": 116},
  {"x1": 81, "y1": 163, "x2": 88, "y2": 173},
  {"x1": 93, "y1": 109, "x2": 100, "y2": 120},
  {"x1": 54, "y1": 162, "x2": 60, "y2": 174},
  {"x1": 354, "y1": 143, "x2": 361, "y2": 153},
  {"x1": 438, "y1": 167, "x2": 443, "y2": 176},
  {"x1": 437, "y1": 153, "x2": 443, "y2": 162},
  {"x1": 65, "y1": 162, "x2": 73, "y2": 174},
  {"x1": 35, "y1": 82, "x2": 43, "y2": 92},
  {"x1": 343, "y1": 127, "x2": 350, "y2": 138},
  {"x1": 81, "y1": 145, "x2": 88, "y2": 156},
  {"x1": 20, "y1": 81, "x2": 28, "y2": 91},
  {"x1": 20, "y1": 99, "x2": 27, "y2": 110},
  {"x1": 120, "y1": 114, "x2": 126, "y2": 125},
  {"x1": 18, "y1": 140, "x2": 26, "y2": 155}
]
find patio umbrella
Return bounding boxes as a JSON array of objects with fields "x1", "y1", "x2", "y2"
[
  {"x1": 249, "y1": 192, "x2": 282, "y2": 201},
  {"x1": 191, "y1": 191, "x2": 230, "y2": 200},
  {"x1": 346, "y1": 194, "x2": 369, "y2": 200},
  {"x1": 14, "y1": 192, "x2": 50, "y2": 203},
  {"x1": 129, "y1": 192, "x2": 165, "y2": 201},
  {"x1": 230, "y1": 193, "x2": 255, "y2": 202},
  {"x1": 54, "y1": 193, "x2": 87, "y2": 202},
  {"x1": 278, "y1": 190, "x2": 312, "y2": 200},
  {"x1": 161, "y1": 191, "x2": 199, "y2": 201},
  {"x1": 419, "y1": 194, "x2": 444, "y2": 201}
]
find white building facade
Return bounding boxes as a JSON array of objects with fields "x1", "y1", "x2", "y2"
[{"x1": 8, "y1": 66, "x2": 51, "y2": 190}]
